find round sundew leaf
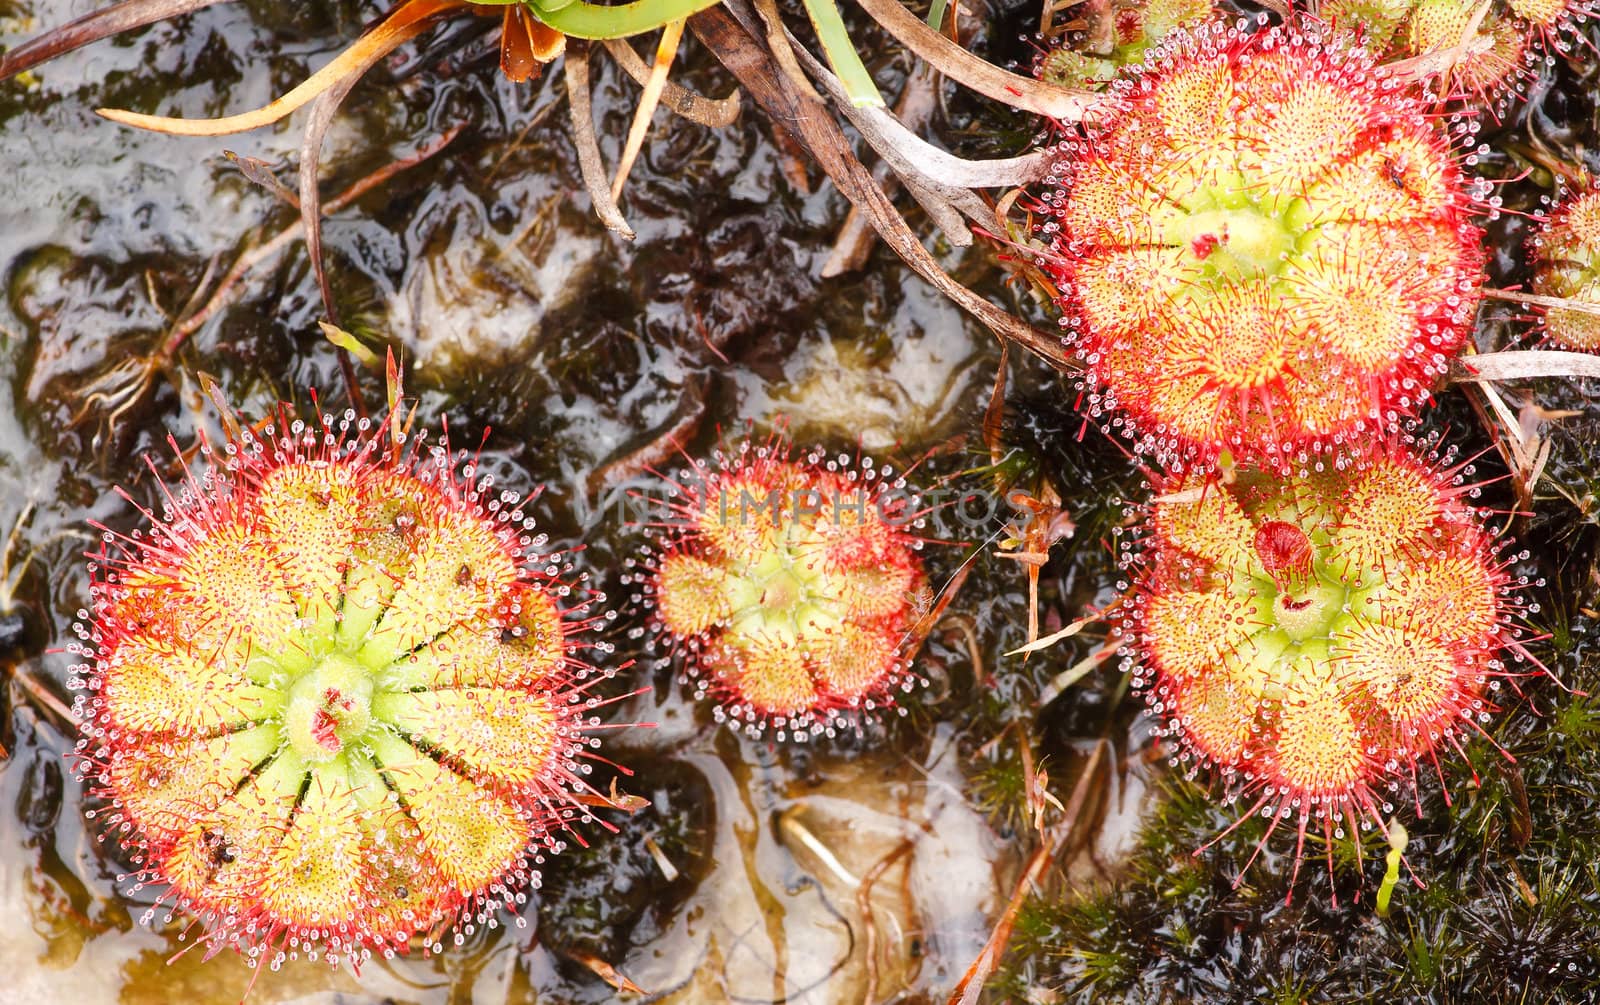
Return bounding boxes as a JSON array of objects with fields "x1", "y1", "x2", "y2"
[
  {"x1": 1061, "y1": 161, "x2": 1190, "y2": 250},
  {"x1": 160, "y1": 751, "x2": 306, "y2": 915},
  {"x1": 811, "y1": 491, "x2": 904, "y2": 571},
  {"x1": 1169, "y1": 667, "x2": 1259, "y2": 765},
  {"x1": 1279, "y1": 345, "x2": 1377, "y2": 436},
  {"x1": 1539, "y1": 188, "x2": 1600, "y2": 262},
  {"x1": 98, "y1": 566, "x2": 217, "y2": 651},
  {"x1": 1072, "y1": 247, "x2": 1193, "y2": 332},
  {"x1": 696, "y1": 470, "x2": 788, "y2": 556},
  {"x1": 1146, "y1": 49, "x2": 1236, "y2": 152},
  {"x1": 255, "y1": 461, "x2": 365, "y2": 628},
  {"x1": 1135, "y1": 366, "x2": 1222, "y2": 446},
  {"x1": 1232, "y1": 52, "x2": 1362, "y2": 197},
  {"x1": 1144, "y1": 587, "x2": 1267, "y2": 680},
  {"x1": 342, "y1": 755, "x2": 453, "y2": 946},
  {"x1": 381, "y1": 629, "x2": 513, "y2": 693},
  {"x1": 1507, "y1": 0, "x2": 1568, "y2": 25},
  {"x1": 1407, "y1": 0, "x2": 1526, "y2": 95},
  {"x1": 1279, "y1": 229, "x2": 1420, "y2": 372},
  {"x1": 710, "y1": 633, "x2": 817, "y2": 716},
  {"x1": 808, "y1": 622, "x2": 900, "y2": 699},
  {"x1": 101, "y1": 632, "x2": 283, "y2": 735},
  {"x1": 371, "y1": 688, "x2": 563, "y2": 788},
  {"x1": 175, "y1": 519, "x2": 300, "y2": 652},
  {"x1": 830, "y1": 564, "x2": 918, "y2": 620},
  {"x1": 1153, "y1": 482, "x2": 1257, "y2": 574},
  {"x1": 656, "y1": 552, "x2": 735, "y2": 637},
  {"x1": 1327, "y1": 459, "x2": 1444, "y2": 578},
  {"x1": 502, "y1": 585, "x2": 568, "y2": 676},
  {"x1": 1543, "y1": 289, "x2": 1600, "y2": 350},
  {"x1": 108, "y1": 724, "x2": 284, "y2": 849},
  {"x1": 1320, "y1": 0, "x2": 1411, "y2": 49},
  {"x1": 1533, "y1": 187, "x2": 1600, "y2": 350},
  {"x1": 1299, "y1": 128, "x2": 1456, "y2": 226},
  {"x1": 382, "y1": 583, "x2": 567, "y2": 692},
  {"x1": 336, "y1": 470, "x2": 436, "y2": 649},
  {"x1": 1269, "y1": 677, "x2": 1366, "y2": 796},
  {"x1": 1177, "y1": 283, "x2": 1294, "y2": 393},
  {"x1": 257, "y1": 759, "x2": 368, "y2": 931},
  {"x1": 1367, "y1": 551, "x2": 1500, "y2": 643},
  {"x1": 366, "y1": 729, "x2": 534, "y2": 891},
  {"x1": 361, "y1": 502, "x2": 519, "y2": 665},
  {"x1": 1331, "y1": 618, "x2": 1459, "y2": 726}
]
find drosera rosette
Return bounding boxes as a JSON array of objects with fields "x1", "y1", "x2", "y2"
[
  {"x1": 67, "y1": 398, "x2": 640, "y2": 979},
  {"x1": 1319, "y1": 0, "x2": 1593, "y2": 114},
  {"x1": 1035, "y1": 21, "x2": 1488, "y2": 470},
  {"x1": 1036, "y1": 0, "x2": 1215, "y2": 89},
  {"x1": 626, "y1": 430, "x2": 935, "y2": 742},
  {"x1": 1114, "y1": 436, "x2": 1544, "y2": 894},
  {"x1": 1531, "y1": 178, "x2": 1600, "y2": 351}
]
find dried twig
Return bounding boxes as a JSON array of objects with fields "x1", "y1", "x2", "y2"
[
  {"x1": 822, "y1": 60, "x2": 940, "y2": 276},
  {"x1": 1483, "y1": 285, "x2": 1600, "y2": 317},
  {"x1": 786, "y1": 29, "x2": 1050, "y2": 196},
  {"x1": 566, "y1": 41, "x2": 638, "y2": 240},
  {"x1": 1382, "y1": 0, "x2": 1495, "y2": 83},
  {"x1": 0, "y1": 0, "x2": 235, "y2": 80}
]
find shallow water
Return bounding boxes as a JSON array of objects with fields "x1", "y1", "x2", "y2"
[{"x1": 0, "y1": 2, "x2": 1153, "y2": 1002}]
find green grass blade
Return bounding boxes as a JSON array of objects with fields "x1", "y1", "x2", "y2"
[{"x1": 801, "y1": 0, "x2": 885, "y2": 107}]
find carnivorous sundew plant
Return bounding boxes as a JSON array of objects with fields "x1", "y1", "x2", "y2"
[
  {"x1": 1116, "y1": 438, "x2": 1539, "y2": 890},
  {"x1": 628, "y1": 434, "x2": 932, "y2": 741},
  {"x1": 1036, "y1": 23, "x2": 1488, "y2": 469},
  {"x1": 68, "y1": 401, "x2": 633, "y2": 974},
  {"x1": 1318, "y1": 0, "x2": 1593, "y2": 111},
  {"x1": 1531, "y1": 178, "x2": 1600, "y2": 351}
]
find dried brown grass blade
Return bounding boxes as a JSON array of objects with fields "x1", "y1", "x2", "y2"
[
  {"x1": 299, "y1": 74, "x2": 360, "y2": 318},
  {"x1": 96, "y1": 0, "x2": 463, "y2": 135},
  {"x1": 0, "y1": 0, "x2": 234, "y2": 80},
  {"x1": 1450, "y1": 350, "x2": 1600, "y2": 382},
  {"x1": 852, "y1": 0, "x2": 1099, "y2": 120},
  {"x1": 983, "y1": 342, "x2": 1009, "y2": 466},
  {"x1": 602, "y1": 38, "x2": 741, "y2": 127},
  {"x1": 611, "y1": 18, "x2": 687, "y2": 201},
  {"x1": 222, "y1": 150, "x2": 300, "y2": 208}
]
